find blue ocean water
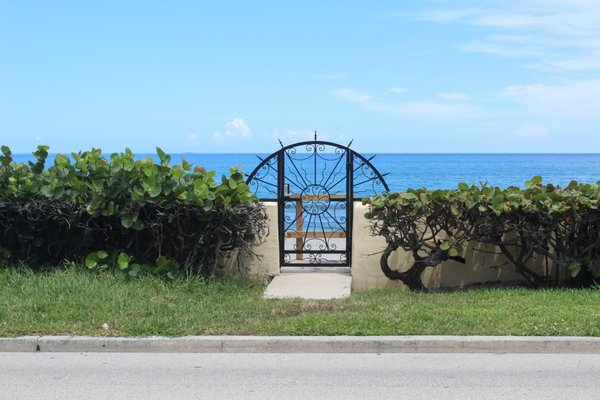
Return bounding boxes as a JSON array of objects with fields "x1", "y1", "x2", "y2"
[{"x1": 11, "y1": 153, "x2": 600, "y2": 192}]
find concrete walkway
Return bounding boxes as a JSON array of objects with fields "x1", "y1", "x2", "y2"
[{"x1": 262, "y1": 267, "x2": 352, "y2": 300}]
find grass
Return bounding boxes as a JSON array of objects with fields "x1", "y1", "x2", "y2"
[{"x1": 1, "y1": 267, "x2": 599, "y2": 337}]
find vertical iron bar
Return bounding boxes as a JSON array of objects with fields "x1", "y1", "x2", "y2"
[
  {"x1": 346, "y1": 149, "x2": 354, "y2": 268},
  {"x1": 313, "y1": 133, "x2": 317, "y2": 185},
  {"x1": 277, "y1": 150, "x2": 286, "y2": 267}
]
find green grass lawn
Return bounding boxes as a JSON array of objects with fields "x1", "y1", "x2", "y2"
[{"x1": 1, "y1": 267, "x2": 599, "y2": 337}]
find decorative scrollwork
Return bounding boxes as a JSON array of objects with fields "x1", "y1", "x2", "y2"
[
  {"x1": 246, "y1": 134, "x2": 389, "y2": 266},
  {"x1": 308, "y1": 253, "x2": 323, "y2": 264},
  {"x1": 246, "y1": 154, "x2": 278, "y2": 198},
  {"x1": 353, "y1": 154, "x2": 389, "y2": 198},
  {"x1": 281, "y1": 140, "x2": 349, "y2": 265},
  {"x1": 301, "y1": 184, "x2": 330, "y2": 215}
]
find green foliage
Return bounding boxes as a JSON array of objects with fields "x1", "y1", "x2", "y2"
[
  {"x1": 364, "y1": 178, "x2": 600, "y2": 290},
  {"x1": 0, "y1": 145, "x2": 254, "y2": 214},
  {"x1": 84, "y1": 250, "x2": 151, "y2": 279},
  {"x1": 0, "y1": 146, "x2": 267, "y2": 276},
  {"x1": 85, "y1": 250, "x2": 109, "y2": 269}
]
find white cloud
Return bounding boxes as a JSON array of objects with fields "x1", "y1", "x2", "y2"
[
  {"x1": 547, "y1": 55, "x2": 600, "y2": 71},
  {"x1": 500, "y1": 80, "x2": 600, "y2": 119},
  {"x1": 330, "y1": 88, "x2": 372, "y2": 103},
  {"x1": 364, "y1": 101, "x2": 485, "y2": 119},
  {"x1": 415, "y1": 1, "x2": 600, "y2": 71},
  {"x1": 438, "y1": 92, "x2": 470, "y2": 101},
  {"x1": 514, "y1": 125, "x2": 549, "y2": 138},
  {"x1": 331, "y1": 88, "x2": 484, "y2": 119},
  {"x1": 212, "y1": 118, "x2": 252, "y2": 144},
  {"x1": 458, "y1": 40, "x2": 551, "y2": 58},
  {"x1": 34, "y1": 136, "x2": 42, "y2": 142},
  {"x1": 390, "y1": 87, "x2": 408, "y2": 94},
  {"x1": 276, "y1": 129, "x2": 315, "y2": 142}
]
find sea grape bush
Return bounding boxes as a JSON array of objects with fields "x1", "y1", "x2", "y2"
[
  {"x1": 364, "y1": 176, "x2": 600, "y2": 290},
  {"x1": 0, "y1": 145, "x2": 267, "y2": 277}
]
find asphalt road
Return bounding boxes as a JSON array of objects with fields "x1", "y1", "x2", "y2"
[{"x1": 2, "y1": 352, "x2": 599, "y2": 400}]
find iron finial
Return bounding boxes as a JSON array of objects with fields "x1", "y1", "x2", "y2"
[
  {"x1": 314, "y1": 131, "x2": 317, "y2": 141},
  {"x1": 347, "y1": 139, "x2": 354, "y2": 148},
  {"x1": 278, "y1": 138, "x2": 284, "y2": 148}
]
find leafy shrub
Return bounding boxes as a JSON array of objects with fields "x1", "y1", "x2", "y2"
[
  {"x1": 364, "y1": 177, "x2": 600, "y2": 290},
  {"x1": 0, "y1": 145, "x2": 267, "y2": 277}
]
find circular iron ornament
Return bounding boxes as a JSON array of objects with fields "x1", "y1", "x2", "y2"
[
  {"x1": 245, "y1": 133, "x2": 390, "y2": 267},
  {"x1": 300, "y1": 184, "x2": 330, "y2": 215}
]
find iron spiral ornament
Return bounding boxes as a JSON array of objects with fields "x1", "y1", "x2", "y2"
[{"x1": 246, "y1": 132, "x2": 389, "y2": 266}]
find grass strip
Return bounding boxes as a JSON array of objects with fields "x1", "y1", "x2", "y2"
[{"x1": 1, "y1": 268, "x2": 599, "y2": 337}]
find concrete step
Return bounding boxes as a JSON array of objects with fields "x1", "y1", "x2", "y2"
[{"x1": 263, "y1": 268, "x2": 352, "y2": 300}]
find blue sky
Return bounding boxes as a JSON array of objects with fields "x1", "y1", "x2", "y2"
[{"x1": 1, "y1": 0, "x2": 599, "y2": 153}]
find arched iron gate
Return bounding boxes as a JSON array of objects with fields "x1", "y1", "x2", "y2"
[{"x1": 246, "y1": 133, "x2": 389, "y2": 267}]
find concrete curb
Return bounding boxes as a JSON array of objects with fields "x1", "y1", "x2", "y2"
[{"x1": 1, "y1": 336, "x2": 600, "y2": 353}]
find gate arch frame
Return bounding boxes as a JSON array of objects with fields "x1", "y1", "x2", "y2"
[{"x1": 246, "y1": 134, "x2": 389, "y2": 267}]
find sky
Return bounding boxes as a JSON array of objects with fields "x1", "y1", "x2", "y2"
[{"x1": 1, "y1": 0, "x2": 599, "y2": 154}]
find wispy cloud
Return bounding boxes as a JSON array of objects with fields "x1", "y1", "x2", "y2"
[
  {"x1": 330, "y1": 88, "x2": 372, "y2": 103},
  {"x1": 331, "y1": 88, "x2": 484, "y2": 119},
  {"x1": 500, "y1": 80, "x2": 600, "y2": 119},
  {"x1": 364, "y1": 101, "x2": 484, "y2": 119},
  {"x1": 414, "y1": 1, "x2": 600, "y2": 71},
  {"x1": 458, "y1": 39, "x2": 553, "y2": 59},
  {"x1": 438, "y1": 92, "x2": 470, "y2": 101},
  {"x1": 212, "y1": 118, "x2": 252, "y2": 144},
  {"x1": 390, "y1": 87, "x2": 408, "y2": 94}
]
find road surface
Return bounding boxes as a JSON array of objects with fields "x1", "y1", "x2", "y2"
[{"x1": 1, "y1": 352, "x2": 599, "y2": 399}]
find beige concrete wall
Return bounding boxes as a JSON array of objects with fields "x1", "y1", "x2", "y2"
[
  {"x1": 229, "y1": 201, "x2": 554, "y2": 290},
  {"x1": 351, "y1": 202, "x2": 444, "y2": 290},
  {"x1": 351, "y1": 203, "x2": 553, "y2": 290},
  {"x1": 351, "y1": 202, "x2": 409, "y2": 290},
  {"x1": 223, "y1": 201, "x2": 280, "y2": 277}
]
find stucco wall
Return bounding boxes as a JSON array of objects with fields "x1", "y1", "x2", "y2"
[
  {"x1": 226, "y1": 201, "x2": 280, "y2": 277},
  {"x1": 351, "y1": 203, "x2": 553, "y2": 290},
  {"x1": 230, "y1": 201, "x2": 554, "y2": 290}
]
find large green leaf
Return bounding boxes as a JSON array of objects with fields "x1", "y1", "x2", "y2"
[
  {"x1": 117, "y1": 252, "x2": 130, "y2": 270},
  {"x1": 156, "y1": 147, "x2": 171, "y2": 166},
  {"x1": 121, "y1": 214, "x2": 133, "y2": 228},
  {"x1": 194, "y1": 179, "x2": 209, "y2": 199}
]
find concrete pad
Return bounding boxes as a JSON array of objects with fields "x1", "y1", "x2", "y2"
[
  {"x1": 280, "y1": 266, "x2": 350, "y2": 274},
  {"x1": 263, "y1": 271, "x2": 352, "y2": 300}
]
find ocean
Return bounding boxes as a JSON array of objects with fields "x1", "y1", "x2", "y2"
[{"x1": 10, "y1": 153, "x2": 600, "y2": 192}]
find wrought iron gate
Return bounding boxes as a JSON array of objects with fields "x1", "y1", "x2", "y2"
[{"x1": 246, "y1": 133, "x2": 389, "y2": 267}]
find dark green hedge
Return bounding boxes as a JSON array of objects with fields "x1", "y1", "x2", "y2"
[
  {"x1": 364, "y1": 177, "x2": 600, "y2": 290},
  {"x1": 0, "y1": 145, "x2": 267, "y2": 277}
]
